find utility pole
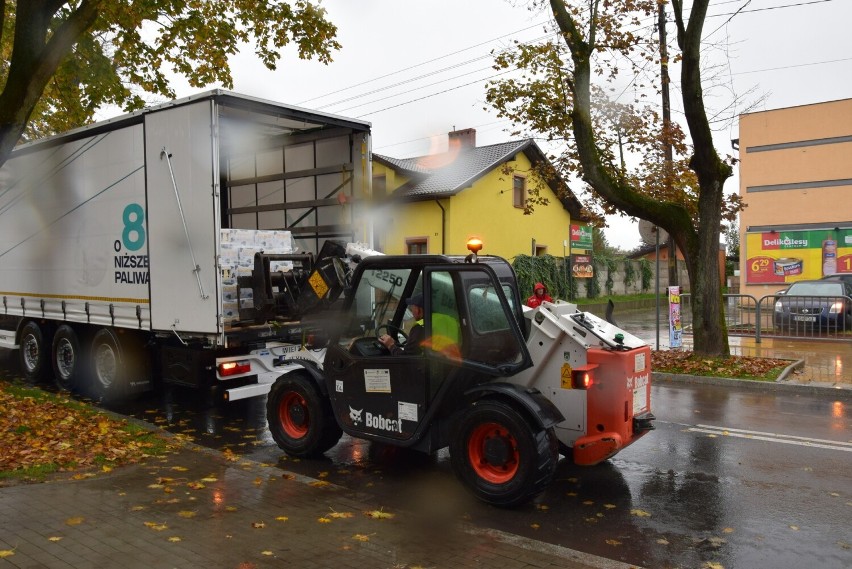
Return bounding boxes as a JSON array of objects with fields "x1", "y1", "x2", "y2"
[{"x1": 659, "y1": 0, "x2": 678, "y2": 286}]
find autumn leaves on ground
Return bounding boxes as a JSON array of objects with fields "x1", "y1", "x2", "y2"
[
  {"x1": 0, "y1": 382, "x2": 177, "y2": 484},
  {"x1": 0, "y1": 350, "x2": 789, "y2": 485}
]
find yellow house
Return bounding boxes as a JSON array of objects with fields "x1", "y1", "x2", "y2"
[
  {"x1": 738, "y1": 99, "x2": 852, "y2": 299},
  {"x1": 371, "y1": 129, "x2": 586, "y2": 260}
]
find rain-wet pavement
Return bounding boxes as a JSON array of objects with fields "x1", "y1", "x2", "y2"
[{"x1": 74, "y1": 364, "x2": 850, "y2": 569}]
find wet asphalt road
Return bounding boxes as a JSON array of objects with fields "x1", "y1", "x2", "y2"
[{"x1": 86, "y1": 378, "x2": 851, "y2": 569}]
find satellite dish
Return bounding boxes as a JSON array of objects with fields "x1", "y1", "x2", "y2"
[{"x1": 638, "y1": 219, "x2": 669, "y2": 245}]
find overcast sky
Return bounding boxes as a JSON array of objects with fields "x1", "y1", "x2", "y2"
[{"x1": 167, "y1": 0, "x2": 852, "y2": 252}]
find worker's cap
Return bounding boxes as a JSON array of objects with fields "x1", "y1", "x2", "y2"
[{"x1": 405, "y1": 293, "x2": 424, "y2": 307}]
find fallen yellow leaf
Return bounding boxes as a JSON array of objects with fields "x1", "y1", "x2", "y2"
[
  {"x1": 606, "y1": 539, "x2": 622, "y2": 546},
  {"x1": 631, "y1": 509, "x2": 652, "y2": 517},
  {"x1": 328, "y1": 512, "x2": 354, "y2": 519},
  {"x1": 225, "y1": 506, "x2": 238, "y2": 512},
  {"x1": 352, "y1": 534, "x2": 371, "y2": 542},
  {"x1": 131, "y1": 506, "x2": 146, "y2": 512},
  {"x1": 177, "y1": 511, "x2": 196, "y2": 519},
  {"x1": 704, "y1": 563, "x2": 725, "y2": 569},
  {"x1": 251, "y1": 521, "x2": 266, "y2": 529},
  {"x1": 187, "y1": 482, "x2": 205, "y2": 490},
  {"x1": 318, "y1": 471, "x2": 329, "y2": 478},
  {"x1": 790, "y1": 525, "x2": 799, "y2": 531},
  {"x1": 275, "y1": 516, "x2": 289, "y2": 522},
  {"x1": 604, "y1": 504, "x2": 616, "y2": 509},
  {"x1": 317, "y1": 517, "x2": 332, "y2": 523},
  {"x1": 253, "y1": 477, "x2": 263, "y2": 486},
  {"x1": 200, "y1": 477, "x2": 218, "y2": 483},
  {"x1": 657, "y1": 538, "x2": 669, "y2": 545},
  {"x1": 261, "y1": 551, "x2": 274, "y2": 556},
  {"x1": 171, "y1": 466, "x2": 189, "y2": 472},
  {"x1": 364, "y1": 510, "x2": 395, "y2": 520},
  {"x1": 723, "y1": 527, "x2": 734, "y2": 534},
  {"x1": 309, "y1": 480, "x2": 330, "y2": 488},
  {"x1": 167, "y1": 537, "x2": 181, "y2": 543},
  {"x1": 143, "y1": 522, "x2": 168, "y2": 531},
  {"x1": 48, "y1": 537, "x2": 63, "y2": 542},
  {"x1": 65, "y1": 517, "x2": 84, "y2": 526},
  {"x1": 582, "y1": 500, "x2": 594, "y2": 505},
  {"x1": 0, "y1": 550, "x2": 14, "y2": 558},
  {"x1": 530, "y1": 523, "x2": 540, "y2": 529}
]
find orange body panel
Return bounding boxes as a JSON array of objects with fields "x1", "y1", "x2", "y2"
[{"x1": 573, "y1": 346, "x2": 652, "y2": 465}]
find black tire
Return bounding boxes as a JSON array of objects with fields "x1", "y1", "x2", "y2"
[
  {"x1": 88, "y1": 328, "x2": 124, "y2": 401},
  {"x1": 450, "y1": 400, "x2": 558, "y2": 508},
  {"x1": 51, "y1": 325, "x2": 85, "y2": 392},
  {"x1": 18, "y1": 321, "x2": 52, "y2": 384},
  {"x1": 266, "y1": 373, "x2": 342, "y2": 458}
]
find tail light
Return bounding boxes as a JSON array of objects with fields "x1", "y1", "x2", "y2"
[
  {"x1": 219, "y1": 360, "x2": 251, "y2": 376},
  {"x1": 571, "y1": 369, "x2": 593, "y2": 389}
]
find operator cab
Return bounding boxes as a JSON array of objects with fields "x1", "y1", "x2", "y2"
[{"x1": 321, "y1": 253, "x2": 533, "y2": 450}]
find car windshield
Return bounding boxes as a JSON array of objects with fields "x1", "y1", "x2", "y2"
[{"x1": 786, "y1": 282, "x2": 844, "y2": 296}]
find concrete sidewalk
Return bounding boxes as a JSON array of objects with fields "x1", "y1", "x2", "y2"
[{"x1": 0, "y1": 441, "x2": 636, "y2": 569}]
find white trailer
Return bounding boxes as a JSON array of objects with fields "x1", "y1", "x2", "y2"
[{"x1": 0, "y1": 90, "x2": 372, "y2": 402}]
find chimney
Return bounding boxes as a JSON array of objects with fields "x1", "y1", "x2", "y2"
[{"x1": 448, "y1": 128, "x2": 476, "y2": 150}]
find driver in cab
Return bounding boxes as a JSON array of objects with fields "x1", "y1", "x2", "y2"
[{"x1": 379, "y1": 294, "x2": 425, "y2": 355}]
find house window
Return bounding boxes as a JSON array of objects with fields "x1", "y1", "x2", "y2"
[
  {"x1": 373, "y1": 174, "x2": 386, "y2": 200},
  {"x1": 406, "y1": 238, "x2": 428, "y2": 254},
  {"x1": 513, "y1": 175, "x2": 526, "y2": 208}
]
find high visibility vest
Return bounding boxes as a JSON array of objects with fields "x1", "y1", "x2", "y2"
[{"x1": 425, "y1": 312, "x2": 461, "y2": 358}]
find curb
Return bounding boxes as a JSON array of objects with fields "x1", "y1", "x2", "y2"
[{"x1": 653, "y1": 371, "x2": 852, "y2": 400}]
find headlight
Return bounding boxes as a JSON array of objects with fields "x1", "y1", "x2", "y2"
[
  {"x1": 829, "y1": 301, "x2": 843, "y2": 314},
  {"x1": 774, "y1": 300, "x2": 783, "y2": 312}
]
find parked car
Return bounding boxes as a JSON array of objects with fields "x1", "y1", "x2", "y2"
[
  {"x1": 821, "y1": 273, "x2": 852, "y2": 287},
  {"x1": 774, "y1": 280, "x2": 852, "y2": 331}
]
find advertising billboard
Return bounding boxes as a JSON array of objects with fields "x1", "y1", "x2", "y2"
[
  {"x1": 571, "y1": 254, "x2": 594, "y2": 278},
  {"x1": 570, "y1": 224, "x2": 593, "y2": 251},
  {"x1": 745, "y1": 228, "x2": 852, "y2": 284}
]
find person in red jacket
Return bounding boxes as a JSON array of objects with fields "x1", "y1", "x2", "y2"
[{"x1": 526, "y1": 282, "x2": 553, "y2": 308}]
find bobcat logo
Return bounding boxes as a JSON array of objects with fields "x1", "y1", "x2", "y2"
[{"x1": 349, "y1": 406, "x2": 363, "y2": 426}]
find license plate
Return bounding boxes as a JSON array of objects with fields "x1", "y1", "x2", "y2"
[{"x1": 793, "y1": 315, "x2": 817, "y2": 322}]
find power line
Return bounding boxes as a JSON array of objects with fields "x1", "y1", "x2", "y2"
[
  {"x1": 352, "y1": 67, "x2": 517, "y2": 119},
  {"x1": 296, "y1": 21, "x2": 549, "y2": 106}
]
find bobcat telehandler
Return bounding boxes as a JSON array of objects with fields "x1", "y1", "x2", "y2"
[{"x1": 266, "y1": 241, "x2": 654, "y2": 506}]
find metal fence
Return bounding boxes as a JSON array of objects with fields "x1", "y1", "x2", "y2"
[{"x1": 680, "y1": 293, "x2": 852, "y2": 343}]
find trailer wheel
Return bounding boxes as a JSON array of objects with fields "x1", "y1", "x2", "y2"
[
  {"x1": 52, "y1": 325, "x2": 84, "y2": 392},
  {"x1": 19, "y1": 321, "x2": 51, "y2": 384},
  {"x1": 450, "y1": 400, "x2": 558, "y2": 507},
  {"x1": 88, "y1": 328, "x2": 140, "y2": 402},
  {"x1": 266, "y1": 374, "x2": 342, "y2": 458}
]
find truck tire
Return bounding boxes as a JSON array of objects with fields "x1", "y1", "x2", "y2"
[
  {"x1": 266, "y1": 373, "x2": 342, "y2": 458},
  {"x1": 450, "y1": 400, "x2": 558, "y2": 507},
  {"x1": 52, "y1": 325, "x2": 84, "y2": 392},
  {"x1": 18, "y1": 321, "x2": 51, "y2": 384},
  {"x1": 90, "y1": 328, "x2": 127, "y2": 402}
]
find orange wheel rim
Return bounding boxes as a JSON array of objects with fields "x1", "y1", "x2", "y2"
[
  {"x1": 467, "y1": 421, "x2": 519, "y2": 484},
  {"x1": 279, "y1": 392, "x2": 309, "y2": 438}
]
